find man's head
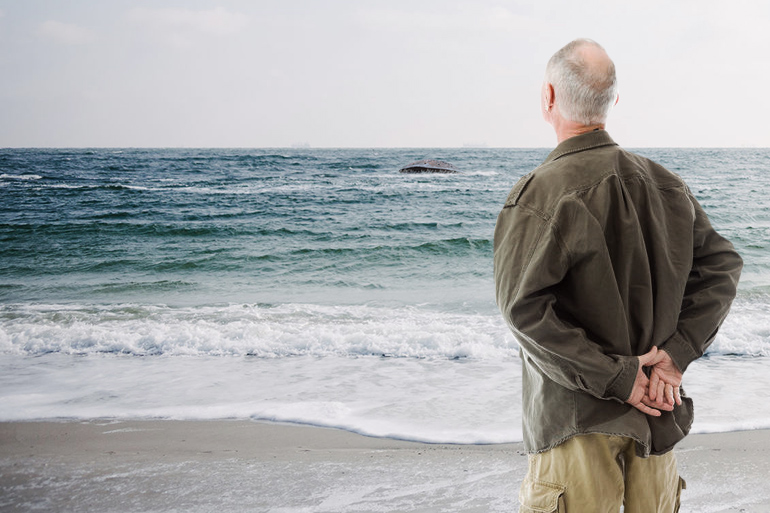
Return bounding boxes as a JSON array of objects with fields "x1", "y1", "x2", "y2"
[{"x1": 543, "y1": 39, "x2": 618, "y2": 127}]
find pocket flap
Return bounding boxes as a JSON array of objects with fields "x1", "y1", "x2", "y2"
[{"x1": 519, "y1": 478, "x2": 566, "y2": 512}]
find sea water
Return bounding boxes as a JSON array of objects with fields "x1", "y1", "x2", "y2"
[{"x1": 1, "y1": 147, "x2": 769, "y2": 443}]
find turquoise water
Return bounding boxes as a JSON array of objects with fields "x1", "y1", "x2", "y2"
[
  {"x1": 1, "y1": 148, "x2": 547, "y2": 310},
  {"x1": 1, "y1": 147, "x2": 769, "y2": 440},
  {"x1": 2, "y1": 147, "x2": 766, "y2": 308}
]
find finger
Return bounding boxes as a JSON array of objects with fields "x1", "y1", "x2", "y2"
[
  {"x1": 645, "y1": 401, "x2": 672, "y2": 413},
  {"x1": 665, "y1": 384, "x2": 675, "y2": 406},
  {"x1": 633, "y1": 401, "x2": 662, "y2": 417},
  {"x1": 649, "y1": 371, "x2": 659, "y2": 401},
  {"x1": 673, "y1": 386, "x2": 682, "y2": 406},
  {"x1": 658, "y1": 380, "x2": 666, "y2": 405},
  {"x1": 642, "y1": 395, "x2": 673, "y2": 412}
]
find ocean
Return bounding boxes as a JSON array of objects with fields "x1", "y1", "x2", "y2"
[{"x1": 1, "y1": 147, "x2": 769, "y2": 443}]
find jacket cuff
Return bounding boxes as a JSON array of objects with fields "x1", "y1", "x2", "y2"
[
  {"x1": 658, "y1": 331, "x2": 701, "y2": 373},
  {"x1": 605, "y1": 355, "x2": 638, "y2": 402}
]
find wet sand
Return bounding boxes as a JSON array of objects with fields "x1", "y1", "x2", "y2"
[{"x1": 1, "y1": 420, "x2": 769, "y2": 512}]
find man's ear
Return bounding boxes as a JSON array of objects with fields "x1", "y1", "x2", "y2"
[
  {"x1": 543, "y1": 82, "x2": 555, "y2": 111},
  {"x1": 614, "y1": 93, "x2": 620, "y2": 106}
]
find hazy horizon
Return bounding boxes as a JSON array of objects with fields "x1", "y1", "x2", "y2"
[{"x1": 3, "y1": 144, "x2": 769, "y2": 150}]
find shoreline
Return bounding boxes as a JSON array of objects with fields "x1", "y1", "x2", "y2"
[{"x1": 2, "y1": 420, "x2": 770, "y2": 512}]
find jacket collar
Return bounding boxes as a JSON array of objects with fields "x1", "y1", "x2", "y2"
[{"x1": 543, "y1": 130, "x2": 618, "y2": 164}]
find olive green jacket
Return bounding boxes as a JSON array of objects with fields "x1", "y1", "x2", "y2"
[{"x1": 494, "y1": 130, "x2": 742, "y2": 456}]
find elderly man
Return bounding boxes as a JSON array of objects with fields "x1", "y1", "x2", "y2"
[{"x1": 494, "y1": 39, "x2": 742, "y2": 512}]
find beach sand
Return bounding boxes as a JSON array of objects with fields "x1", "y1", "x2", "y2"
[{"x1": 1, "y1": 420, "x2": 769, "y2": 512}]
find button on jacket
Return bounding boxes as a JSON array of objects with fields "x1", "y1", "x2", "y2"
[{"x1": 494, "y1": 130, "x2": 742, "y2": 456}]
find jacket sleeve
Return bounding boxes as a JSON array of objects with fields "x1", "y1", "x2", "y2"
[
  {"x1": 494, "y1": 202, "x2": 638, "y2": 404},
  {"x1": 658, "y1": 192, "x2": 743, "y2": 372}
]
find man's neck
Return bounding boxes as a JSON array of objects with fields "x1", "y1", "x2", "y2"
[{"x1": 554, "y1": 121, "x2": 606, "y2": 144}]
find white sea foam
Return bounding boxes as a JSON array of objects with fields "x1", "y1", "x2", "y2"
[
  {"x1": 1, "y1": 298, "x2": 767, "y2": 359},
  {"x1": 2, "y1": 299, "x2": 767, "y2": 445},
  {"x1": 463, "y1": 169, "x2": 501, "y2": 177},
  {"x1": 1, "y1": 300, "x2": 768, "y2": 445},
  {"x1": 0, "y1": 354, "x2": 521, "y2": 443},
  {"x1": 42, "y1": 183, "x2": 155, "y2": 191},
  {"x1": 708, "y1": 295, "x2": 770, "y2": 357},
  {"x1": 0, "y1": 303, "x2": 518, "y2": 359},
  {"x1": 0, "y1": 173, "x2": 42, "y2": 180},
  {"x1": 0, "y1": 351, "x2": 767, "y2": 444}
]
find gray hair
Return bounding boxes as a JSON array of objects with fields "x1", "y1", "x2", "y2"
[{"x1": 545, "y1": 39, "x2": 617, "y2": 125}]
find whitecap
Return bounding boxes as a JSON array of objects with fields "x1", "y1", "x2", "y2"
[
  {"x1": 0, "y1": 173, "x2": 42, "y2": 181},
  {"x1": 0, "y1": 302, "x2": 518, "y2": 359}
]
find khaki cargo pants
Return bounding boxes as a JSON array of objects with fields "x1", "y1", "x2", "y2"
[{"x1": 519, "y1": 434, "x2": 685, "y2": 513}]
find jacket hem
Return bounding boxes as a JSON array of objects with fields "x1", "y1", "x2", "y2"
[{"x1": 525, "y1": 429, "x2": 657, "y2": 458}]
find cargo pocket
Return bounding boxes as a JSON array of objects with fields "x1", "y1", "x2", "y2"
[
  {"x1": 674, "y1": 476, "x2": 686, "y2": 513},
  {"x1": 519, "y1": 477, "x2": 567, "y2": 513}
]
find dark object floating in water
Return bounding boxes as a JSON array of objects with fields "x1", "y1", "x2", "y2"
[{"x1": 399, "y1": 159, "x2": 458, "y2": 174}]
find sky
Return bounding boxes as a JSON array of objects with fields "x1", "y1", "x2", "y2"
[{"x1": 0, "y1": 0, "x2": 768, "y2": 148}]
